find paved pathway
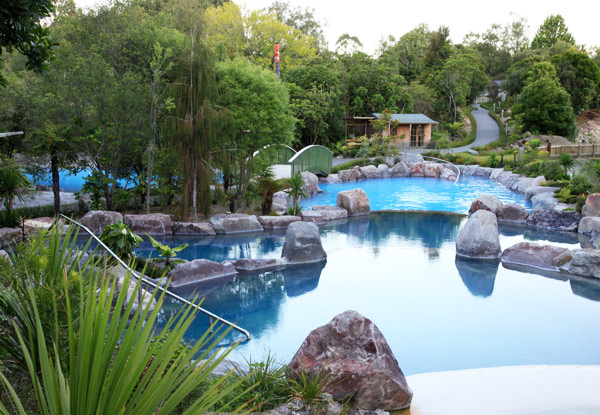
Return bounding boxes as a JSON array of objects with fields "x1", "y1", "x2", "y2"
[
  {"x1": 404, "y1": 365, "x2": 600, "y2": 415},
  {"x1": 448, "y1": 104, "x2": 499, "y2": 153}
]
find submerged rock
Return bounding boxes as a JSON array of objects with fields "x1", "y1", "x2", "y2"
[
  {"x1": 281, "y1": 221, "x2": 327, "y2": 264},
  {"x1": 209, "y1": 214, "x2": 264, "y2": 234},
  {"x1": 124, "y1": 213, "x2": 172, "y2": 235},
  {"x1": 337, "y1": 188, "x2": 370, "y2": 216},
  {"x1": 289, "y1": 310, "x2": 412, "y2": 411},
  {"x1": 168, "y1": 259, "x2": 238, "y2": 289},
  {"x1": 526, "y1": 209, "x2": 581, "y2": 232},
  {"x1": 79, "y1": 210, "x2": 123, "y2": 234},
  {"x1": 501, "y1": 242, "x2": 571, "y2": 271},
  {"x1": 456, "y1": 210, "x2": 501, "y2": 259}
]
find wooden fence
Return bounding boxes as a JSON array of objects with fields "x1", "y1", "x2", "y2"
[{"x1": 549, "y1": 144, "x2": 600, "y2": 158}]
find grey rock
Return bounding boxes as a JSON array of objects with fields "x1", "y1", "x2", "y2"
[
  {"x1": 525, "y1": 186, "x2": 559, "y2": 200},
  {"x1": 378, "y1": 164, "x2": 391, "y2": 178},
  {"x1": 281, "y1": 221, "x2": 326, "y2": 264},
  {"x1": 531, "y1": 192, "x2": 558, "y2": 211},
  {"x1": 229, "y1": 258, "x2": 288, "y2": 273},
  {"x1": 568, "y1": 250, "x2": 600, "y2": 278},
  {"x1": 469, "y1": 194, "x2": 503, "y2": 216},
  {"x1": 440, "y1": 167, "x2": 456, "y2": 180},
  {"x1": 338, "y1": 167, "x2": 360, "y2": 182},
  {"x1": 168, "y1": 259, "x2": 238, "y2": 288},
  {"x1": 209, "y1": 214, "x2": 263, "y2": 234},
  {"x1": 337, "y1": 188, "x2": 370, "y2": 216},
  {"x1": 511, "y1": 176, "x2": 545, "y2": 194},
  {"x1": 312, "y1": 206, "x2": 348, "y2": 221},
  {"x1": 289, "y1": 310, "x2": 412, "y2": 411},
  {"x1": 463, "y1": 165, "x2": 478, "y2": 176},
  {"x1": 489, "y1": 168, "x2": 505, "y2": 181},
  {"x1": 497, "y1": 204, "x2": 529, "y2": 224},
  {"x1": 404, "y1": 153, "x2": 424, "y2": 164},
  {"x1": 501, "y1": 242, "x2": 571, "y2": 271},
  {"x1": 409, "y1": 162, "x2": 424, "y2": 177},
  {"x1": 172, "y1": 221, "x2": 216, "y2": 235},
  {"x1": 79, "y1": 210, "x2": 123, "y2": 234},
  {"x1": 0, "y1": 250, "x2": 11, "y2": 264},
  {"x1": 124, "y1": 213, "x2": 172, "y2": 235},
  {"x1": 321, "y1": 174, "x2": 341, "y2": 184},
  {"x1": 423, "y1": 162, "x2": 442, "y2": 177},
  {"x1": 258, "y1": 215, "x2": 301, "y2": 229},
  {"x1": 456, "y1": 210, "x2": 502, "y2": 259},
  {"x1": 360, "y1": 165, "x2": 383, "y2": 179},
  {"x1": 300, "y1": 210, "x2": 326, "y2": 225},
  {"x1": 390, "y1": 161, "x2": 410, "y2": 177},
  {"x1": 578, "y1": 217, "x2": 600, "y2": 236},
  {"x1": 301, "y1": 171, "x2": 320, "y2": 197},
  {"x1": 582, "y1": 193, "x2": 600, "y2": 217},
  {"x1": 527, "y1": 209, "x2": 582, "y2": 232},
  {"x1": 473, "y1": 167, "x2": 493, "y2": 178}
]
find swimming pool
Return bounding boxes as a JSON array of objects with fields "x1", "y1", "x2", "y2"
[
  {"x1": 302, "y1": 176, "x2": 531, "y2": 214},
  {"x1": 151, "y1": 212, "x2": 600, "y2": 375}
]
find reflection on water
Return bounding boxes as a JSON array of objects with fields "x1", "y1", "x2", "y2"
[
  {"x1": 145, "y1": 212, "x2": 600, "y2": 374},
  {"x1": 500, "y1": 223, "x2": 580, "y2": 245},
  {"x1": 455, "y1": 257, "x2": 499, "y2": 297}
]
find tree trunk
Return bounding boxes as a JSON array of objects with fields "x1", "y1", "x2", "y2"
[
  {"x1": 191, "y1": 155, "x2": 197, "y2": 222},
  {"x1": 51, "y1": 152, "x2": 60, "y2": 215}
]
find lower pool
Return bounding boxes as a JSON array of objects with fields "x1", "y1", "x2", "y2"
[
  {"x1": 150, "y1": 212, "x2": 600, "y2": 375},
  {"x1": 302, "y1": 176, "x2": 531, "y2": 214}
]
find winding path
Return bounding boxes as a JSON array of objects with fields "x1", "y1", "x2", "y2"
[{"x1": 449, "y1": 104, "x2": 499, "y2": 152}]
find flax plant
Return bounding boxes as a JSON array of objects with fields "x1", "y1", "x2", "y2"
[{"x1": 0, "y1": 245, "x2": 252, "y2": 414}]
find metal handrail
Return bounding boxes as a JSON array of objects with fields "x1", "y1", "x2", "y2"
[
  {"x1": 60, "y1": 214, "x2": 251, "y2": 342},
  {"x1": 399, "y1": 152, "x2": 461, "y2": 184}
]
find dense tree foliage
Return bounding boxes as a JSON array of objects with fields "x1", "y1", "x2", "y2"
[{"x1": 0, "y1": 2, "x2": 598, "y2": 216}]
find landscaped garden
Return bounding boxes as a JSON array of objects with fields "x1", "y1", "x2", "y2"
[{"x1": 2, "y1": 1, "x2": 600, "y2": 413}]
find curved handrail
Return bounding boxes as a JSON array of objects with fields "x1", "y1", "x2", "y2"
[
  {"x1": 252, "y1": 144, "x2": 297, "y2": 159},
  {"x1": 287, "y1": 145, "x2": 333, "y2": 163},
  {"x1": 398, "y1": 152, "x2": 460, "y2": 184},
  {"x1": 59, "y1": 214, "x2": 251, "y2": 342}
]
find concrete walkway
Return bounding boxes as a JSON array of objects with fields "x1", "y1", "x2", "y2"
[
  {"x1": 448, "y1": 104, "x2": 499, "y2": 153},
  {"x1": 403, "y1": 365, "x2": 600, "y2": 415}
]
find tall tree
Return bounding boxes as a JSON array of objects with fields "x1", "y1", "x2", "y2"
[
  {"x1": 531, "y1": 15, "x2": 575, "y2": 49},
  {"x1": 552, "y1": 51, "x2": 600, "y2": 113}
]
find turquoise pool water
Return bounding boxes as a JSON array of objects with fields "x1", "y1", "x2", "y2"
[
  {"x1": 151, "y1": 213, "x2": 600, "y2": 375},
  {"x1": 302, "y1": 176, "x2": 531, "y2": 214}
]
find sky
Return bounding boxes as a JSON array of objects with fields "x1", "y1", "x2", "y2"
[{"x1": 75, "y1": 0, "x2": 600, "y2": 56}]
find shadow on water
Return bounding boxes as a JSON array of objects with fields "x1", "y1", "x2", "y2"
[
  {"x1": 455, "y1": 256, "x2": 499, "y2": 297},
  {"x1": 499, "y1": 223, "x2": 580, "y2": 245},
  {"x1": 162, "y1": 261, "x2": 327, "y2": 341},
  {"x1": 570, "y1": 277, "x2": 600, "y2": 302}
]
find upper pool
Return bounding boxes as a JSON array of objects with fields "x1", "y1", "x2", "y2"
[
  {"x1": 151, "y1": 212, "x2": 600, "y2": 375},
  {"x1": 302, "y1": 176, "x2": 530, "y2": 214}
]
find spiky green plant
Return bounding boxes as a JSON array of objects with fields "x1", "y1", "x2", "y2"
[
  {"x1": 146, "y1": 233, "x2": 188, "y2": 269},
  {"x1": 287, "y1": 369, "x2": 332, "y2": 407},
  {"x1": 286, "y1": 173, "x2": 307, "y2": 216},
  {"x1": 559, "y1": 152, "x2": 575, "y2": 177},
  {"x1": 0, "y1": 260, "x2": 252, "y2": 415}
]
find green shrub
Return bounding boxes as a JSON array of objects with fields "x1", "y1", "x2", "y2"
[
  {"x1": 99, "y1": 222, "x2": 143, "y2": 261},
  {"x1": 330, "y1": 158, "x2": 370, "y2": 174}
]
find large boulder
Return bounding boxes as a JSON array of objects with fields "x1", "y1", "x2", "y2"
[
  {"x1": 497, "y1": 204, "x2": 529, "y2": 224},
  {"x1": 168, "y1": 259, "x2": 238, "y2": 289},
  {"x1": 338, "y1": 167, "x2": 360, "y2": 182},
  {"x1": 289, "y1": 310, "x2": 412, "y2": 411},
  {"x1": 0, "y1": 227, "x2": 21, "y2": 249},
  {"x1": 378, "y1": 164, "x2": 391, "y2": 178},
  {"x1": 301, "y1": 171, "x2": 320, "y2": 197},
  {"x1": 312, "y1": 206, "x2": 348, "y2": 221},
  {"x1": 526, "y1": 209, "x2": 582, "y2": 232},
  {"x1": 124, "y1": 213, "x2": 172, "y2": 235},
  {"x1": 456, "y1": 210, "x2": 501, "y2": 259},
  {"x1": 501, "y1": 242, "x2": 572, "y2": 271},
  {"x1": 209, "y1": 214, "x2": 264, "y2": 234},
  {"x1": 423, "y1": 163, "x2": 442, "y2": 178},
  {"x1": 272, "y1": 191, "x2": 290, "y2": 214},
  {"x1": 568, "y1": 250, "x2": 600, "y2": 278},
  {"x1": 172, "y1": 221, "x2": 216, "y2": 235},
  {"x1": 489, "y1": 168, "x2": 504, "y2": 181},
  {"x1": 229, "y1": 258, "x2": 287, "y2": 273},
  {"x1": 409, "y1": 162, "x2": 424, "y2": 177},
  {"x1": 390, "y1": 161, "x2": 410, "y2": 177},
  {"x1": 300, "y1": 210, "x2": 326, "y2": 225},
  {"x1": 468, "y1": 194, "x2": 503, "y2": 216},
  {"x1": 360, "y1": 165, "x2": 382, "y2": 179},
  {"x1": 511, "y1": 176, "x2": 545, "y2": 194},
  {"x1": 337, "y1": 188, "x2": 370, "y2": 216},
  {"x1": 79, "y1": 210, "x2": 123, "y2": 234},
  {"x1": 473, "y1": 167, "x2": 493, "y2": 178},
  {"x1": 440, "y1": 167, "x2": 456, "y2": 181},
  {"x1": 281, "y1": 221, "x2": 326, "y2": 264},
  {"x1": 582, "y1": 193, "x2": 600, "y2": 217},
  {"x1": 578, "y1": 217, "x2": 600, "y2": 236},
  {"x1": 258, "y1": 215, "x2": 301, "y2": 229}
]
